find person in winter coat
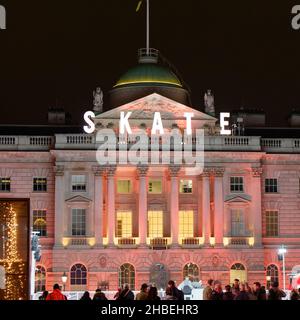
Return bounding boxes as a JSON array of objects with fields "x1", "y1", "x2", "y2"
[
  {"x1": 93, "y1": 289, "x2": 108, "y2": 301},
  {"x1": 203, "y1": 279, "x2": 214, "y2": 300},
  {"x1": 234, "y1": 284, "x2": 249, "y2": 300},
  {"x1": 136, "y1": 283, "x2": 148, "y2": 300},
  {"x1": 46, "y1": 284, "x2": 67, "y2": 300},
  {"x1": 80, "y1": 291, "x2": 91, "y2": 301},
  {"x1": 267, "y1": 281, "x2": 286, "y2": 300},
  {"x1": 252, "y1": 282, "x2": 267, "y2": 300},
  {"x1": 117, "y1": 284, "x2": 135, "y2": 300},
  {"x1": 223, "y1": 285, "x2": 234, "y2": 300},
  {"x1": 211, "y1": 283, "x2": 223, "y2": 300}
]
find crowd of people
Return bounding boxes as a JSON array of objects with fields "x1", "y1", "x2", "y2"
[
  {"x1": 203, "y1": 278, "x2": 300, "y2": 300},
  {"x1": 39, "y1": 279, "x2": 300, "y2": 301}
]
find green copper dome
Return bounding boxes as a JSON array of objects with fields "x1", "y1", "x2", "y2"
[{"x1": 114, "y1": 63, "x2": 183, "y2": 88}]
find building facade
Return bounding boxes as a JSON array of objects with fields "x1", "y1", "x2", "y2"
[{"x1": 1, "y1": 49, "x2": 300, "y2": 298}]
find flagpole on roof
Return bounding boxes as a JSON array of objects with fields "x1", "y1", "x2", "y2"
[{"x1": 146, "y1": 0, "x2": 150, "y2": 55}]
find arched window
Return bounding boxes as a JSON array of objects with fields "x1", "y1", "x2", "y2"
[
  {"x1": 266, "y1": 264, "x2": 279, "y2": 289},
  {"x1": 230, "y1": 263, "x2": 247, "y2": 284},
  {"x1": 119, "y1": 263, "x2": 135, "y2": 290},
  {"x1": 183, "y1": 263, "x2": 200, "y2": 282},
  {"x1": 35, "y1": 266, "x2": 46, "y2": 292},
  {"x1": 70, "y1": 264, "x2": 87, "y2": 287}
]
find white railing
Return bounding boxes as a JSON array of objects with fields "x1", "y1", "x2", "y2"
[{"x1": 0, "y1": 134, "x2": 300, "y2": 153}]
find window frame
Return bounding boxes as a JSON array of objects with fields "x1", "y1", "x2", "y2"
[
  {"x1": 230, "y1": 176, "x2": 244, "y2": 193},
  {"x1": 116, "y1": 211, "x2": 133, "y2": 238},
  {"x1": 265, "y1": 178, "x2": 278, "y2": 193},
  {"x1": 230, "y1": 208, "x2": 246, "y2": 237},
  {"x1": 71, "y1": 174, "x2": 87, "y2": 192},
  {"x1": 33, "y1": 177, "x2": 47, "y2": 192},
  {"x1": 33, "y1": 209, "x2": 47, "y2": 237},
  {"x1": 148, "y1": 179, "x2": 162, "y2": 194},
  {"x1": 265, "y1": 210, "x2": 279, "y2": 237},
  {"x1": 117, "y1": 179, "x2": 132, "y2": 194},
  {"x1": 179, "y1": 179, "x2": 193, "y2": 194},
  {"x1": 179, "y1": 210, "x2": 194, "y2": 239},
  {"x1": 0, "y1": 177, "x2": 11, "y2": 192},
  {"x1": 71, "y1": 208, "x2": 86, "y2": 236},
  {"x1": 147, "y1": 210, "x2": 163, "y2": 239},
  {"x1": 70, "y1": 263, "x2": 87, "y2": 286}
]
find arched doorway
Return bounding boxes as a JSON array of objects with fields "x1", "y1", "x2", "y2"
[
  {"x1": 119, "y1": 263, "x2": 135, "y2": 290},
  {"x1": 266, "y1": 264, "x2": 279, "y2": 289},
  {"x1": 35, "y1": 265, "x2": 46, "y2": 293},
  {"x1": 149, "y1": 263, "x2": 169, "y2": 290},
  {"x1": 183, "y1": 263, "x2": 200, "y2": 282},
  {"x1": 230, "y1": 263, "x2": 247, "y2": 284}
]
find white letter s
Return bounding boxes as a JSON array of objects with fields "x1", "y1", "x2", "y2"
[{"x1": 83, "y1": 111, "x2": 95, "y2": 134}]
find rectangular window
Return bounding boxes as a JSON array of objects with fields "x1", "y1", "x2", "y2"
[
  {"x1": 33, "y1": 210, "x2": 47, "y2": 237},
  {"x1": 231, "y1": 209, "x2": 245, "y2": 236},
  {"x1": 116, "y1": 211, "x2": 132, "y2": 238},
  {"x1": 71, "y1": 175, "x2": 86, "y2": 192},
  {"x1": 71, "y1": 208, "x2": 86, "y2": 236},
  {"x1": 230, "y1": 177, "x2": 244, "y2": 193},
  {"x1": 180, "y1": 180, "x2": 193, "y2": 194},
  {"x1": 265, "y1": 210, "x2": 279, "y2": 237},
  {"x1": 117, "y1": 180, "x2": 131, "y2": 194},
  {"x1": 0, "y1": 177, "x2": 10, "y2": 192},
  {"x1": 148, "y1": 180, "x2": 162, "y2": 194},
  {"x1": 265, "y1": 178, "x2": 278, "y2": 193},
  {"x1": 148, "y1": 211, "x2": 163, "y2": 238},
  {"x1": 179, "y1": 210, "x2": 194, "y2": 238},
  {"x1": 33, "y1": 178, "x2": 47, "y2": 192}
]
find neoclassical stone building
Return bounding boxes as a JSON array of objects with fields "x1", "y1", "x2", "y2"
[{"x1": 1, "y1": 49, "x2": 300, "y2": 298}]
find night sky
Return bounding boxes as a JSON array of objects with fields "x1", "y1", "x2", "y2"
[{"x1": 0, "y1": 0, "x2": 299, "y2": 126}]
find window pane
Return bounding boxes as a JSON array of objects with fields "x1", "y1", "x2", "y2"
[
  {"x1": 179, "y1": 211, "x2": 194, "y2": 238},
  {"x1": 117, "y1": 180, "x2": 131, "y2": 194},
  {"x1": 148, "y1": 180, "x2": 162, "y2": 194},
  {"x1": 230, "y1": 177, "x2": 244, "y2": 193},
  {"x1": 33, "y1": 210, "x2": 47, "y2": 237},
  {"x1": 72, "y1": 209, "x2": 86, "y2": 236},
  {"x1": 116, "y1": 211, "x2": 132, "y2": 237},
  {"x1": 231, "y1": 209, "x2": 245, "y2": 236},
  {"x1": 33, "y1": 178, "x2": 47, "y2": 192},
  {"x1": 266, "y1": 211, "x2": 279, "y2": 237},
  {"x1": 148, "y1": 211, "x2": 163, "y2": 238},
  {"x1": 71, "y1": 175, "x2": 86, "y2": 192},
  {"x1": 0, "y1": 178, "x2": 11, "y2": 192},
  {"x1": 180, "y1": 180, "x2": 193, "y2": 193},
  {"x1": 265, "y1": 179, "x2": 278, "y2": 193}
]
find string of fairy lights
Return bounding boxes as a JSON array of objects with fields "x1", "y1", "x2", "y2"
[{"x1": 0, "y1": 203, "x2": 25, "y2": 300}]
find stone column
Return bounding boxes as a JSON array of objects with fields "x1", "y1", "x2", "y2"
[
  {"x1": 54, "y1": 165, "x2": 64, "y2": 247},
  {"x1": 213, "y1": 167, "x2": 225, "y2": 247},
  {"x1": 107, "y1": 166, "x2": 117, "y2": 247},
  {"x1": 202, "y1": 168, "x2": 211, "y2": 246},
  {"x1": 251, "y1": 167, "x2": 263, "y2": 247},
  {"x1": 92, "y1": 166, "x2": 106, "y2": 247},
  {"x1": 137, "y1": 165, "x2": 149, "y2": 247},
  {"x1": 169, "y1": 165, "x2": 181, "y2": 247}
]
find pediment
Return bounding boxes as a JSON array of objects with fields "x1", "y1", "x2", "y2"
[
  {"x1": 96, "y1": 93, "x2": 217, "y2": 121},
  {"x1": 65, "y1": 195, "x2": 92, "y2": 203},
  {"x1": 225, "y1": 194, "x2": 252, "y2": 203}
]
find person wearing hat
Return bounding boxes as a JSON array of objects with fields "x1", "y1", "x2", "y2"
[{"x1": 136, "y1": 283, "x2": 149, "y2": 300}]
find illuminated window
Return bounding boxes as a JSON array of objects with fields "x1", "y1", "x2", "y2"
[
  {"x1": 35, "y1": 265, "x2": 46, "y2": 292},
  {"x1": 71, "y1": 209, "x2": 86, "y2": 236},
  {"x1": 265, "y1": 211, "x2": 279, "y2": 237},
  {"x1": 0, "y1": 178, "x2": 10, "y2": 192},
  {"x1": 33, "y1": 177, "x2": 47, "y2": 192},
  {"x1": 70, "y1": 263, "x2": 87, "y2": 286},
  {"x1": 180, "y1": 180, "x2": 193, "y2": 194},
  {"x1": 183, "y1": 263, "x2": 199, "y2": 281},
  {"x1": 148, "y1": 211, "x2": 163, "y2": 238},
  {"x1": 230, "y1": 177, "x2": 244, "y2": 193},
  {"x1": 71, "y1": 175, "x2": 86, "y2": 192},
  {"x1": 179, "y1": 210, "x2": 194, "y2": 238},
  {"x1": 265, "y1": 179, "x2": 278, "y2": 193},
  {"x1": 117, "y1": 180, "x2": 131, "y2": 194},
  {"x1": 119, "y1": 263, "x2": 135, "y2": 290},
  {"x1": 116, "y1": 211, "x2": 132, "y2": 238},
  {"x1": 266, "y1": 264, "x2": 279, "y2": 288},
  {"x1": 33, "y1": 210, "x2": 47, "y2": 237},
  {"x1": 231, "y1": 209, "x2": 245, "y2": 236},
  {"x1": 148, "y1": 180, "x2": 162, "y2": 194}
]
